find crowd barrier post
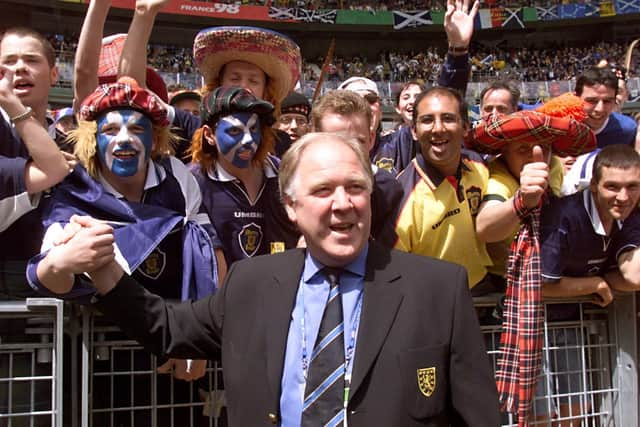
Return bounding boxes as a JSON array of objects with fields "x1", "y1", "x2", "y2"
[
  {"x1": 609, "y1": 293, "x2": 638, "y2": 426},
  {"x1": 0, "y1": 297, "x2": 64, "y2": 426}
]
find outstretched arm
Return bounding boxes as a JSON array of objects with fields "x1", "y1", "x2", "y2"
[
  {"x1": 444, "y1": 0, "x2": 479, "y2": 51},
  {"x1": 438, "y1": 0, "x2": 479, "y2": 91},
  {"x1": 118, "y1": 0, "x2": 170, "y2": 85},
  {"x1": 74, "y1": 0, "x2": 112, "y2": 108}
]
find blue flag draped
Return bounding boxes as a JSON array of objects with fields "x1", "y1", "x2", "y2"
[{"x1": 27, "y1": 165, "x2": 217, "y2": 302}]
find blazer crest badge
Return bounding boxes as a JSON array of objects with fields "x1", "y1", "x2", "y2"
[{"x1": 417, "y1": 367, "x2": 436, "y2": 397}]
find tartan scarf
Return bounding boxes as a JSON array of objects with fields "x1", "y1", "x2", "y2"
[{"x1": 495, "y1": 189, "x2": 545, "y2": 425}]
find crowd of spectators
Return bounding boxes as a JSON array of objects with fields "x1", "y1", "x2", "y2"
[
  {"x1": 45, "y1": 32, "x2": 638, "y2": 85},
  {"x1": 304, "y1": 41, "x2": 638, "y2": 83},
  {"x1": 194, "y1": 0, "x2": 567, "y2": 11}
]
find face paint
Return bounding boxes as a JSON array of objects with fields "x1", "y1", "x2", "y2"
[
  {"x1": 215, "y1": 112, "x2": 261, "y2": 169},
  {"x1": 96, "y1": 110, "x2": 154, "y2": 177}
]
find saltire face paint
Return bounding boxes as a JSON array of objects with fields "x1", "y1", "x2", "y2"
[
  {"x1": 215, "y1": 112, "x2": 261, "y2": 169},
  {"x1": 96, "y1": 110, "x2": 154, "y2": 177}
]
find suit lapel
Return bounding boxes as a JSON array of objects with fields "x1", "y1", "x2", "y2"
[
  {"x1": 264, "y1": 249, "x2": 305, "y2": 399},
  {"x1": 349, "y1": 243, "x2": 403, "y2": 398}
]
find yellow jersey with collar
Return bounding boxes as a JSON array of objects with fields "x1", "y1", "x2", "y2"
[
  {"x1": 483, "y1": 156, "x2": 563, "y2": 276},
  {"x1": 391, "y1": 151, "x2": 491, "y2": 288}
]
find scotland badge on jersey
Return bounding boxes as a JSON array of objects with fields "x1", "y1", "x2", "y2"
[
  {"x1": 465, "y1": 186, "x2": 482, "y2": 216},
  {"x1": 138, "y1": 248, "x2": 167, "y2": 280},
  {"x1": 239, "y1": 222, "x2": 263, "y2": 258}
]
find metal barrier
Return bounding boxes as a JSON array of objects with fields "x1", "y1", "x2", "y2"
[
  {"x1": 1, "y1": 293, "x2": 637, "y2": 426},
  {"x1": 80, "y1": 308, "x2": 225, "y2": 427},
  {"x1": 477, "y1": 293, "x2": 638, "y2": 426},
  {"x1": 0, "y1": 298, "x2": 64, "y2": 426}
]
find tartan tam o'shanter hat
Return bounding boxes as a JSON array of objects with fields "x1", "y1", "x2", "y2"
[
  {"x1": 98, "y1": 34, "x2": 169, "y2": 103},
  {"x1": 193, "y1": 26, "x2": 301, "y2": 103},
  {"x1": 78, "y1": 77, "x2": 169, "y2": 127},
  {"x1": 466, "y1": 93, "x2": 597, "y2": 157},
  {"x1": 200, "y1": 86, "x2": 275, "y2": 127}
]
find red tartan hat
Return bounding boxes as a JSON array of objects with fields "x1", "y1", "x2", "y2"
[
  {"x1": 466, "y1": 93, "x2": 596, "y2": 157},
  {"x1": 98, "y1": 34, "x2": 169, "y2": 103},
  {"x1": 78, "y1": 77, "x2": 169, "y2": 127}
]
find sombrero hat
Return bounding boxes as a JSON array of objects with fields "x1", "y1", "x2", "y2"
[
  {"x1": 466, "y1": 93, "x2": 597, "y2": 157},
  {"x1": 193, "y1": 26, "x2": 301, "y2": 103}
]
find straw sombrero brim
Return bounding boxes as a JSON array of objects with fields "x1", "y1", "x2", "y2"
[
  {"x1": 194, "y1": 26, "x2": 301, "y2": 103},
  {"x1": 466, "y1": 110, "x2": 597, "y2": 157}
]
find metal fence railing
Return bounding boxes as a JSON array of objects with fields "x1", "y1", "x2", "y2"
[
  {"x1": 0, "y1": 298, "x2": 64, "y2": 427},
  {"x1": 1, "y1": 293, "x2": 637, "y2": 426},
  {"x1": 477, "y1": 293, "x2": 638, "y2": 426},
  {"x1": 80, "y1": 308, "x2": 225, "y2": 427}
]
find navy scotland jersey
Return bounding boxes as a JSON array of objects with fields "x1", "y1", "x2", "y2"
[
  {"x1": 0, "y1": 111, "x2": 49, "y2": 261},
  {"x1": 540, "y1": 189, "x2": 640, "y2": 282},
  {"x1": 192, "y1": 155, "x2": 299, "y2": 267}
]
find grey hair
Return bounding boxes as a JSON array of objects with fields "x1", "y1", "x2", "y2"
[{"x1": 278, "y1": 132, "x2": 374, "y2": 202}]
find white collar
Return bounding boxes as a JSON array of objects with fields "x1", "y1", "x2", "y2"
[
  {"x1": 593, "y1": 115, "x2": 610, "y2": 135},
  {"x1": 98, "y1": 160, "x2": 165, "y2": 199},
  {"x1": 582, "y1": 189, "x2": 622, "y2": 236},
  {"x1": 206, "y1": 156, "x2": 278, "y2": 182}
]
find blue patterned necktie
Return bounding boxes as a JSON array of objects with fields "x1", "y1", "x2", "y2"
[{"x1": 301, "y1": 268, "x2": 345, "y2": 427}]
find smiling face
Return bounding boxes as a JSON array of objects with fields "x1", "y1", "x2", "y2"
[
  {"x1": 413, "y1": 93, "x2": 466, "y2": 176},
  {"x1": 96, "y1": 110, "x2": 154, "y2": 177},
  {"x1": 579, "y1": 84, "x2": 617, "y2": 130},
  {"x1": 284, "y1": 136, "x2": 372, "y2": 267},
  {"x1": 215, "y1": 112, "x2": 261, "y2": 169},
  {"x1": 395, "y1": 83, "x2": 422, "y2": 126},
  {"x1": 480, "y1": 88, "x2": 515, "y2": 121},
  {"x1": 591, "y1": 165, "x2": 640, "y2": 226},
  {"x1": 0, "y1": 34, "x2": 58, "y2": 109}
]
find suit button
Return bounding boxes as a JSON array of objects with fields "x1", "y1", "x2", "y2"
[{"x1": 268, "y1": 412, "x2": 279, "y2": 424}]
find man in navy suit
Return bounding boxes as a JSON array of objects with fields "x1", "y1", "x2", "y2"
[{"x1": 48, "y1": 132, "x2": 499, "y2": 426}]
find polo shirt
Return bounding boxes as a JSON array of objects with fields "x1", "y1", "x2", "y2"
[
  {"x1": 370, "y1": 165, "x2": 404, "y2": 239},
  {"x1": 373, "y1": 125, "x2": 416, "y2": 176},
  {"x1": 540, "y1": 189, "x2": 640, "y2": 282},
  {"x1": 192, "y1": 155, "x2": 299, "y2": 267},
  {"x1": 384, "y1": 151, "x2": 491, "y2": 287},
  {"x1": 0, "y1": 113, "x2": 46, "y2": 261},
  {"x1": 594, "y1": 112, "x2": 637, "y2": 149},
  {"x1": 482, "y1": 156, "x2": 563, "y2": 276}
]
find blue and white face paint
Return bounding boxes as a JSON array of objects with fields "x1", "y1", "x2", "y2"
[
  {"x1": 96, "y1": 110, "x2": 154, "y2": 177},
  {"x1": 215, "y1": 112, "x2": 261, "y2": 169}
]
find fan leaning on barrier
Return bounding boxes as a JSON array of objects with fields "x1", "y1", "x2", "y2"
[{"x1": 465, "y1": 93, "x2": 597, "y2": 425}]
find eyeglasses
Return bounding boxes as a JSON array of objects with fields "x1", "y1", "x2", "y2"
[{"x1": 277, "y1": 115, "x2": 309, "y2": 127}]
